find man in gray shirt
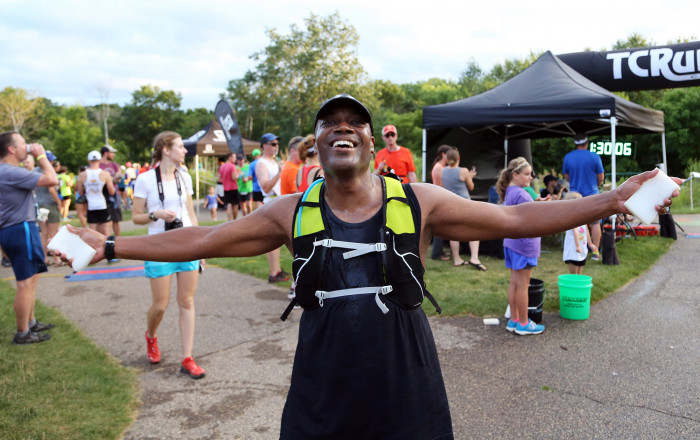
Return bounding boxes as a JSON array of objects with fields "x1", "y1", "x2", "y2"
[{"x1": 0, "y1": 131, "x2": 58, "y2": 344}]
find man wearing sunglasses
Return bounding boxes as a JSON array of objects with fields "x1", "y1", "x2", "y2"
[
  {"x1": 255, "y1": 133, "x2": 289, "y2": 283},
  {"x1": 373, "y1": 124, "x2": 418, "y2": 182}
]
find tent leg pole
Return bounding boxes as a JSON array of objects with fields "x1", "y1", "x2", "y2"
[
  {"x1": 661, "y1": 132, "x2": 668, "y2": 174},
  {"x1": 421, "y1": 129, "x2": 427, "y2": 182},
  {"x1": 195, "y1": 155, "x2": 200, "y2": 218},
  {"x1": 504, "y1": 138, "x2": 508, "y2": 168}
]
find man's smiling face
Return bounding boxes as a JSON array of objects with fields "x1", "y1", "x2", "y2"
[{"x1": 314, "y1": 103, "x2": 374, "y2": 177}]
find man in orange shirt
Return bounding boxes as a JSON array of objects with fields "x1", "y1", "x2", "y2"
[
  {"x1": 280, "y1": 137, "x2": 302, "y2": 195},
  {"x1": 373, "y1": 125, "x2": 418, "y2": 182}
]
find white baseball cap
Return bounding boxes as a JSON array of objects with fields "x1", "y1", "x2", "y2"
[{"x1": 87, "y1": 151, "x2": 102, "y2": 161}]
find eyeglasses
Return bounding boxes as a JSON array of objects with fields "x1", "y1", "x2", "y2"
[
  {"x1": 268, "y1": 142, "x2": 279, "y2": 146},
  {"x1": 383, "y1": 133, "x2": 396, "y2": 138}
]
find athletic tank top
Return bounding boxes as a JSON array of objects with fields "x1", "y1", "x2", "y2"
[
  {"x1": 280, "y1": 195, "x2": 454, "y2": 440},
  {"x1": 441, "y1": 167, "x2": 471, "y2": 200},
  {"x1": 297, "y1": 164, "x2": 321, "y2": 193},
  {"x1": 85, "y1": 168, "x2": 107, "y2": 210},
  {"x1": 260, "y1": 158, "x2": 281, "y2": 202}
]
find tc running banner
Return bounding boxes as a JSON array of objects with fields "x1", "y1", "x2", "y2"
[
  {"x1": 214, "y1": 99, "x2": 243, "y2": 155},
  {"x1": 558, "y1": 41, "x2": 700, "y2": 91}
]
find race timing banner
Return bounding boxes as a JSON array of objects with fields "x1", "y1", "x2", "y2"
[{"x1": 558, "y1": 41, "x2": 700, "y2": 91}]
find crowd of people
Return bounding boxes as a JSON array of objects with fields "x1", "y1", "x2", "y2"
[{"x1": 1, "y1": 93, "x2": 681, "y2": 438}]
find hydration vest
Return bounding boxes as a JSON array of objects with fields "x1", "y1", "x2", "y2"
[{"x1": 281, "y1": 175, "x2": 441, "y2": 321}]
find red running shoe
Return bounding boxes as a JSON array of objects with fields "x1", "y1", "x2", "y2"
[
  {"x1": 145, "y1": 331, "x2": 161, "y2": 364},
  {"x1": 180, "y1": 357, "x2": 206, "y2": 379}
]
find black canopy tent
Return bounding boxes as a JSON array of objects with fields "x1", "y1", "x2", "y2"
[{"x1": 422, "y1": 51, "x2": 666, "y2": 195}]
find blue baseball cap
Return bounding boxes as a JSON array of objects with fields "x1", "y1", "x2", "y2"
[{"x1": 260, "y1": 133, "x2": 279, "y2": 146}]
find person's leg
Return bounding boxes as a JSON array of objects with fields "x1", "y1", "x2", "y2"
[
  {"x1": 511, "y1": 268, "x2": 532, "y2": 324},
  {"x1": 175, "y1": 270, "x2": 199, "y2": 359},
  {"x1": 468, "y1": 241, "x2": 479, "y2": 262},
  {"x1": 147, "y1": 275, "x2": 172, "y2": 339},
  {"x1": 210, "y1": 207, "x2": 217, "y2": 221},
  {"x1": 39, "y1": 221, "x2": 49, "y2": 261},
  {"x1": 112, "y1": 221, "x2": 120, "y2": 236},
  {"x1": 590, "y1": 222, "x2": 602, "y2": 253},
  {"x1": 449, "y1": 241, "x2": 464, "y2": 266},
  {"x1": 97, "y1": 222, "x2": 110, "y2": 236},
  {"x1": 567, "y1": 262, "x2": 576, "y2": 274},
  {"x1": 226, "y1": 203, "x2": 233, "y2": 221},
  {"x1": 267, "y1": 247, "x2": 282, "y2": 276},
  {"x1": 77, "y1": 204, "x2": 87, "y2": 227},
  {"x1": 47, "y1": 222, "x2": 60, "y2": 265},
  {"x1": 430, "y1": 236, "x2": 445, "y2": 260},
  {"x1": 14, "y1": 274, "x2": 39, "y2": 332},
  {"x1": 576, "y1": 264, "x2": 583, "y2": 275}
]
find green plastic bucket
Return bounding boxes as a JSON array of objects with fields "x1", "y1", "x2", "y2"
[{"x1": 558, "y1": 274, "x2": 593, "y2": 320}]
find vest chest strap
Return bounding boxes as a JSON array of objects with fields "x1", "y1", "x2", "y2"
[
  {"x1": 313, "y1": 239, "x2": 387, "y2": 259},
  {"x1": 315, "y1": 285, "x2": 393, "y2": 314}
]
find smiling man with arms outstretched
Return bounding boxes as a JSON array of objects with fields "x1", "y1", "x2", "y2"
[{"x1": 58, "y1": 94, "x2": 681, "y2": 439}]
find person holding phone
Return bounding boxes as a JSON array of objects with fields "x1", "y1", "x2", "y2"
[{"x1": 441, "y1": 148, "x2": 487, "y2": 270}]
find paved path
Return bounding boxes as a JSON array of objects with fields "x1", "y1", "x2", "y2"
[{"x1": 4, "y1": 213, "x2": 699, "y2": 439}]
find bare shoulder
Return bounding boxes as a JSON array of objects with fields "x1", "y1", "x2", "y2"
[{"x1": 409, "y1": 183, "x2": 452, "y2": 213}]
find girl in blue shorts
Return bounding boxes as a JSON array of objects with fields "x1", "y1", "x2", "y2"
[{"x1": 496, "y1": 158, "x2": 545, "y2": 336}]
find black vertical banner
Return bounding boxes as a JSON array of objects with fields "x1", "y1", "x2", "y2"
[
  {"x1": 558, "y1": 41, "x2": 700, "y2": 91},
  {"x1": 214, "y1": 99, "x2": 243, "y2": 155}
]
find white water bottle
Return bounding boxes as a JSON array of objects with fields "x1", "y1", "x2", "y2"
[{"x1": 47, "y1": 226, "x2": 96, "y2": 272}]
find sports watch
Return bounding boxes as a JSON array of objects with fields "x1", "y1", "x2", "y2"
[
  {"x1": 149, "y1": 212, "x2": 157, "y2": 221},
  {"x1": 105, "y1": 236, "x2": 116, "y2": 261}
]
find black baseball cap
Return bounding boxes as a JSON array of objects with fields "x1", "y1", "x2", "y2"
[{"x1": 314, "y1": 93, "x2": 373, "y2": 134}]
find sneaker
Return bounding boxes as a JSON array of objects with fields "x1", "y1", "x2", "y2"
[
  {"x1": 145, "y1": 331, "x2": 161, "y2": 364},
  {"x1": 279, "y1": 269, "x2": 291, "y2": 278},
  {"x1": 515, "y1": 320, "x2": 545, "y2": 335},
  {"x1": 30, "y1": 321, "x2": 55, "y2": 332},
  {"x1": 287, "y1": 288, "x2": 295, "y2": 300},
  {"x1": 268, "y1": 271, "x2": 290, "y2": 283},
  {"x1": 1, "y1": 257, "x2": 11, "y2": 267},
  {"x1": 180, "y1": 356, "x2": 205, "y2": 379},
  {"x1": 591, "y1": 251, "x2": 601, "y2": 261},
  {"x1": 506, "y1": 319, "x2": 518, "y2": 333},
  {"x1": 13, "y1": 331, "x2": 50, "y2": 345}
]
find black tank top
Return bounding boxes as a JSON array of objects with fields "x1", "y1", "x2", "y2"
[{"x1": 280, "y1": 193, "x2": 454, "y2": 440}]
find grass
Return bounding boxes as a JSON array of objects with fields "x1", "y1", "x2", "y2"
[
  {"x1": 423, "y1": 235, "x2": 673, "y2": 317},
  {"x1": 0, "y1": 282, "x2": 139, "y2": 440}
]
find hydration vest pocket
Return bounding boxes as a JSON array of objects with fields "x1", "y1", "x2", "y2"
[
  {"x1": 384, "y1": 234, "x2": 426, "y2": 310},
  {"x1": 292, "y1": 236, "x2": 322, "y2": 311}
]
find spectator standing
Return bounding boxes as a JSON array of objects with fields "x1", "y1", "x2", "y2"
[
  {"x1": 373, "y1": 124, "x2": 418, "y2": 182},
  {"x1": 132, "y1": 131, "x2": 205, "y2": 379},
  {"x1": 99, "y1": 145, "x2": 123, "y2": 236},
  {"x1": 204, "y1": 186, "x2": 222, "y2": 221},
  {"x1": 0, "y1": 132, "x2": 58, "y2": 344},
  {"x1": 218, "y1": 153, "x2": 240, "y2": 221},
  {"x1": 29, "y1": 155, "x2": 62, "y2": 266},
  {"x1": 563, "y1": 133, "x2": 604, "y2": 260},
  {"x1": 295, "y1": 134, "x2": 322, "y2": 193},
  {"x1": 248, "y1": 148, "x2": 263, "y2": 210},
  {"x1": 441, "y1": 148, "x2": 486, "y2": 270},
  {"x1": 430, "y1": 145, "x2": 452, "y2": 261},
  {"x1": 77, "y1": 151, "x2": 115, "y2": 236},
  {"x1": 496, "y1": 157, "x2": 545, "y2": 335},
  {"x1": 255, "y1": 133, "x2": 289, "y2": 283},
  {"x1": 562, "y1": 192, "x2": 597, "y2": 274},
  {"x1": 236, "y1": 154, "x2": 253, "y2": 216},
  {"x1": 57, "y1": 165, "x2": 74, "y2": 220},
  {"x1": 280, "y1": 137, "x2": 302, "y2": 195}
]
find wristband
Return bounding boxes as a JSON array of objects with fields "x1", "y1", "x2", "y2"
[
  {"x1": 105, "y1": 236, "x2": 116, "y2": 261},
  {"x1": 36, "y1": 154, "x2": 47, "y2": 161}
]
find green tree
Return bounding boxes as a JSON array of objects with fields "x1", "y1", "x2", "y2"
[
  {"x1": 177, "y1": 108, "x2": 215, "y2": 139},
  {"x1": 0, "y1": 86, "x2": 44, "y2": 134},
  {"x1": 655, "y1": 86, "x2": 700, "y2": 176},
  {"x1": 224, "y1": 13, "x2": 366, "y2": 143},
  {"x1": 112, "y1": 85, "x2": 183, "y2": 162},
  {"x1": 50, "y1": 105, "x2": 103, "y2": 171}
]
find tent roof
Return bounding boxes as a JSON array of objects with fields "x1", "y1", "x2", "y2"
[
  {"x1": 423, "y1": 51, "x2": 664, "y2": 139},
  {"x1": 184, "y1": 120, "x2": 259, "y2": 157}
]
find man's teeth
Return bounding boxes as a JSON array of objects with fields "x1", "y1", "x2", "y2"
[{"x1": 333, "y1": 140, "x2": 354, "y2": 148}]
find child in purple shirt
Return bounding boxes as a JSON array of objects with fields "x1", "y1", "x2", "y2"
[{"x1": 496, "y1": 157, "x2": 545, "y2": 336}]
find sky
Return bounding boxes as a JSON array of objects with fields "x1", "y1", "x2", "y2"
[{"x1": 2, "y1": 0, "x2": 697, "y2": 110}]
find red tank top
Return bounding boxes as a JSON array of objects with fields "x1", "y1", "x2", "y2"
[{"x1": 297, "y1": 165, "x2": 321, "y2": 192}]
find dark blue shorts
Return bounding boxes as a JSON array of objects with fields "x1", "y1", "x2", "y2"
[{"x1": 0, "y1": 222, "x2": 48, "y2": 281}]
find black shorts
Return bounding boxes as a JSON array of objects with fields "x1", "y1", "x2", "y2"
[
  {"x1": 87, "y1": 209, "x2": 111, "y2": 224},
  {"x1": 223, "y1": 189, "x2": 240, "y2": 206},
  {"x1": 239, "y1": 192, "x2": 251, "y2": 202},
  {"x1": 565, "y1": 259, "x2": 587, "y2": 267},
  {"x1": 252, "y1": 191, "x2": 264, "y2": 202},
  {"x1": 108, "y1": 206, "x2": 123, "y2": 222}
]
